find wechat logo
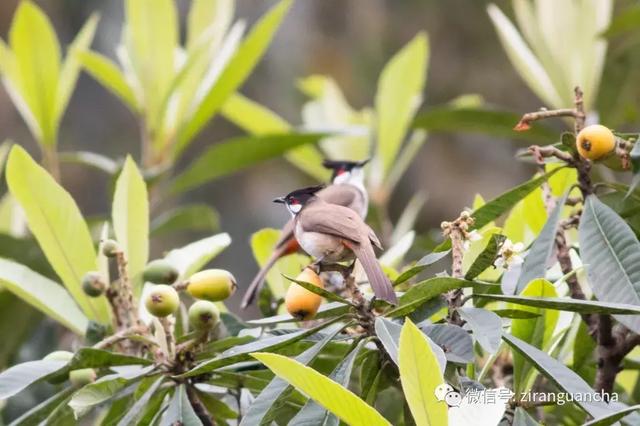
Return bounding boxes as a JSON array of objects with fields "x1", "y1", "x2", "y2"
[{"x1": 434, "y1": 383, "x2": 462, "y2": 407}]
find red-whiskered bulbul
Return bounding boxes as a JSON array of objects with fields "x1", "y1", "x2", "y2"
[
  {"x1": 273, "y1": 185, "x2": 398, "y2": 305},
  {"x1": 241, "y1": 159, "x2": 370, "y2": 309}
]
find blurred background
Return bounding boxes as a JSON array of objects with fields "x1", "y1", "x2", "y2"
[{"x1": 0, "y1": 0, "x2": 544, "y2": 316}]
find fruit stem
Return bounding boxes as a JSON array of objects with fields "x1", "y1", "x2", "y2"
[{"x1": 92, "y1": 325, "x2": 149, "y2": 350}]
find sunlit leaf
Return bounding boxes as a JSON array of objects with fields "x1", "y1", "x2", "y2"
[
  {"x1": 252, "y1": 352, "x2": 390, "y2": 426},
  {"x1": 78, "y1": 51, "x2": 139, "y2": 112},
  {"x1": 112, "y1": 156, "x2": 149, "y2": 294},
  {"x1": 0, "y1": 258, "x2": 87, "y2": 335},
  {"x1": 8, "y1": 1, "x2": 61, "y2": 145},
  {"x1": 374, "y1": 33, "x2": 428, "y2": 182},
  {"x1": 177, "y1": 0, "x2": 293, "y2": 152},
  {"x1": 398, "y1": 319, "x2": 448, "y2": 426},
  {"x1": 6, "y1": 146, "x2": 110, "y2": 323},
  {"x1": 164, "y1": 233, "x2": 231, "y2": 279}
]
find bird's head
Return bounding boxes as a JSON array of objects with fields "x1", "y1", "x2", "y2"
[
  {"x1": 273, "y1": 185, "x2": 325, "y2": 215},
  {"x1": 322, "y1": 159, "x2": 369, "y2": 185}
]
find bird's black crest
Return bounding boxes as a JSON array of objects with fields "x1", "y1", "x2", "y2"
[{"x1": 274, "y1": 185, "x2": 325, "y2": 206}]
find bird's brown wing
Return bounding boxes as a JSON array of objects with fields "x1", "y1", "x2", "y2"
[
  {"x1": 298, "y1": 202, "x2": 366, "y2": 244},
  {"x1": 317, "y1": 184, "x2": 357, "y2": 208}
]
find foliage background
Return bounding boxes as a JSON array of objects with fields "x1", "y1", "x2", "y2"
[{"x1": 0, "y1": 0, "x2": 545, "y2": 318}]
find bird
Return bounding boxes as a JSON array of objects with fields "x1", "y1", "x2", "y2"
[
  {"x1": 273, "y1": 185, "x2": 398, "y2": 305},
  {"x1": 241, "y1": 159, "x2": 370, "y2": 309}
]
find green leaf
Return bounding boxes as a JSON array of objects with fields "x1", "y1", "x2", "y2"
[
  {"x1": 163, "y1": 233, "x2": 231, "y2": 280},
  {"x1": 9, "y1": 1, "x2": 61, "y2": 145},
  {"x1": 124, "y1": 0, "x2": 177, "y2": 129},
  {"x1": 472, "y1": 168, "x2": 563, "y2": 230},
  {"x1": 117, "y1": 375, "x2": 165, "y2": 426},
  {"x1": 252, "y1": 352, "x2": 390, "y2": 426},
  {"x1": 510, "y1": 279, "x2": 558, "y2": 393},
  {"x1": 474, "y1": 294, "x2": 640, "y2": 315},
  {"x1": 515, "y1": 193, "x2": 567, "y2": 294},
  {"x1": 171, "y1": 133, "x2": 324, "y2": 194},
  {"x1": 457, "y1": 307, "x2": 502, "y2": 353},
  {"x1": 162, "y1": 385, "x2": 203, "y2": 426},
  {"x1": 283, "y1": 274, "x2": 351, "y2": 304},
  {"x1": 289, "y1": 340, "x2": 367, "y2": 426},
  {"x1": 0, "y1": 291, "x2": 41, "y2": 369},
  {"x1": 388, "y1": 277, "x2": 474, "y2": 317},
  {"x1": 187, "y1": 0, "x2": 234, "y2": 50},
  {"x1": 0, "y1": 360, "x2": 67, "y2": 399},
  {"x1": 240, "y1": 325, "x2": 345, "y2": 425},
  {"x1": 6, "y1": 146, "x2": 110, "y2": 323},
  {"x1": 583, "y1": 404, "x2": 640, "y2": 426},
  {"x1": 412, "y1": 106, "x2": 556, "y2": 144},
  {"x1": 181, "y1": 317, "x2": 345, "y2": 377},
  {"x1": 464, "y1": 234, "x2": 505, "y2": 280},
  {"x1": 8, "y1": 386, "x2": 76, "y2": 426},
  {"x1": 58, "y1": 150, "x2": 119, "y2": 175},
  {"x1": 579, "y1": 195, "x2": 640, "y2": 333},
  {"x1": 393, "y1": 250, "x2": 450, "y2": 286},
  {"x1": 177, "y1": 0, "x2": 293, "y2": 152},
  {"x1": 68, "y1": 365, "x2": 154, "y2": 418},
  {"x1": 56, "y1": 14, "x2": 99, "y2": 125},
  {"x1": 502, "y1": 333, "x2": 614, "y2": 418},
  {"x1": 0, "y1": 257, "x2": 87, "y2": 334},
  {"x1": 374, "y1": 33, "x2": 428, "y2": 179},
  {"x1": 220, "y1": 93, "x2": 328, "y2": 181},
  {"x1": 151, "y1": 204, "x2": 219, "y2": 237},
  {"x1": 196, "y1": 391, "x2": 238, "y2": 422},
  {"x1": 247, "y1": 302, "x2": 352, "y2": 326},
  {"x1": 113, "y1": 156, "x2": 149, "y2": 294},
  {"x1": 398, "y1": 319, "x2": 448, "y2": 426},
  {"x1": 78, "y1": 51, "x2": 139, "y2": 112}
]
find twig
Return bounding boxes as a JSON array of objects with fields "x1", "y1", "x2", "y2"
[
  {"x1": 186, "y1": 385, "x2": 214, "y2": 425},
  {"x1": 441, "y1": 211, "x2": 475, "y2": 325},
  {"x1": 93, "y1": 325, "x2": 148, "y2": 350}
]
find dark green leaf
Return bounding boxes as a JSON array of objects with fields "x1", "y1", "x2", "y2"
[
  {"x1": 602, "y1": 5, "x2": 640, "y2": 38},
  {"x1": 412, "y1": 106, "x2": 556, "y2": 143},
  {"x1": 161, "y1": 385, "x2": 202, "y2": 426},
  {"x1": 387, "y1": 277, "x2": 474, "y2": 317},
  {"x1": 472, "y1": 168, "x2": 563, "y2": 230},
  {"x1": 8, "y1": 386, "x2": 75, "y2": 426},
  {"x1": 240, "y1": 325, "x2": 345, "y2": 425},
  {"x1": 247, "y1": 302, "x2": 352, "y2": 325},
  {"x1": 283, "y1": 274, "x2": 351, "y2": 304},
  {"x1": 582, "y1": 404, "x2": 640, "y2": 426},
  {"x1": 491, "y1": 309, "x2": 540, "y2": 319},
  {"x1": 457, "y1": 307, "x2": 501, "y2": 353},
  {"x1": 465, "y1": 234, "x2": 505, "y2": 280},
  {"x1": 172, "y1": 133, "x2": 324, "y2": 194},
  {"x1": 502, "y1": 334, "x2": 614, "y2": 418},
  {"x1": 180, "y1": 316, "x2": 346, "y2": 377},
  {"x1": 150, "y1": 204, "x2": 219, "y2": 237},
  {"x1": 513, "y1": 407, "x2": 541, "y2": 426},
  {"x1": 579, "y1": 196, "x2": 640, "y2": 333},
  {"x1": 515, "y1": 192, "x2": 568, "y2": 294},
  {"x1": 117, "y1": 376, "x2": 165, "y2": 426},
  {"x1": 69, "y1": 365, "x2": 155, "y2": 418},
  {"x1": 422, "y1": 324, "x2": 474, "y2": 364},
  {"x1": 375, "y1": 317, "x2": 446, "y2": 370},
  {"x1": 394, "y1": 250, "x2": 450, "y2": 286},
  {"x1": 474, "y1": 294, "x2": 640, "y2": 315},
  {"x1": 196, "y1": 391, "x2": 238, "y2": 421}
]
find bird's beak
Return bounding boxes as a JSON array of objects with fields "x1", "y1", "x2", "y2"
[
  {"x1": 357, "y1": 158, "x2": 371, "y2": 167},
  {"x1": 273, "y1": 197, "x2": 286, "y2": 204}
]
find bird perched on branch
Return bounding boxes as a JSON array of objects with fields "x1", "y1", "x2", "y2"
[
  {"x1": 241, "y1": 159, "x2": 370, "y2": 309},
  {"x1": 273, "y1": 185, "x2": 397, "y2": 305}
]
